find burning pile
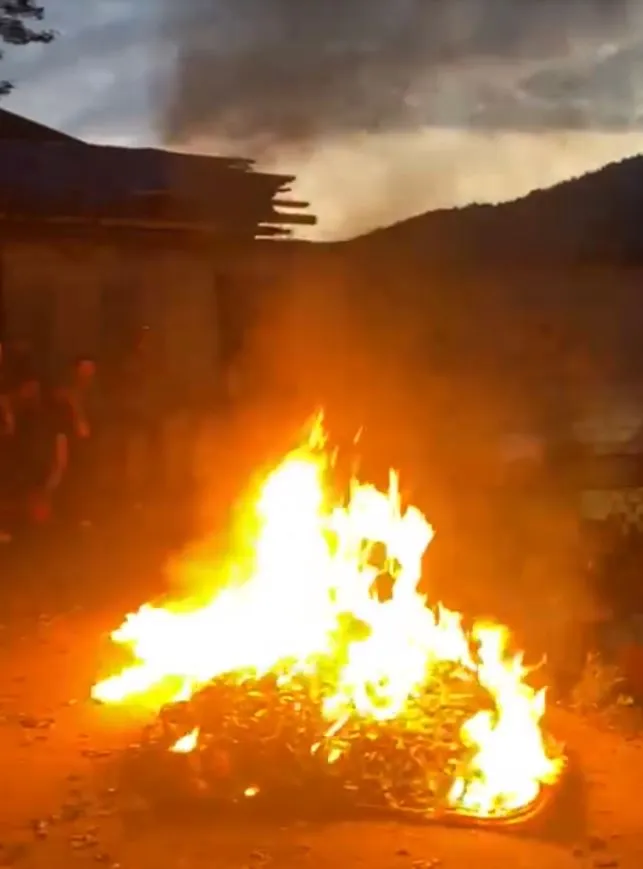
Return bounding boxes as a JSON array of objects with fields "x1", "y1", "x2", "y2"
[{"x1": 93, "y1": 418, "x2": 565, "y2": 821}]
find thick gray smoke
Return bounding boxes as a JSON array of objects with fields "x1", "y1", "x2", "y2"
[
  {"x1": 157, "y1": 0, "x2": 643, "y2": 236},
  {"x1": 162, "y1": 0, "x2": 640, "y2": 143}
]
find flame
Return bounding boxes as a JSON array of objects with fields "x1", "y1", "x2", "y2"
[
  {"x1": 93, "y1": 418, "x2": 563, "y2": 816},
  {"x1": 170, "y1": 727, "x2": 199, "y2": 754}
]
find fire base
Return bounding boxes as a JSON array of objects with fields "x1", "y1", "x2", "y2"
[
  {"x1": 113, "y1": 671, "x2": 569, "y2": 837},
  {"x1": 117, "y1": 738, "x2": 572, "y2": 839}
]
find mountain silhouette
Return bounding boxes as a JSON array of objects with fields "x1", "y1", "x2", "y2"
[
  {"x1": 354, "y1": 155, "x2": 643, "y2": 264},
  {"x1": 0, "y1": 108, "x2": 77, "y2": 143}
]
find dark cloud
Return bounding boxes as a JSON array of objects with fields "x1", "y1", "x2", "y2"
[{"x1": 162, "y1": 0, "x2": 640, "y2": 146}]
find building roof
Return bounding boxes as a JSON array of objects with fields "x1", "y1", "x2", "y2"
[{"x1": 0, "y1": 110, "x2": 315, "y2": 239}]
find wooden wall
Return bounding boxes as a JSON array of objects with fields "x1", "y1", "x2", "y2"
[
  {"x1": 0, "y1": 232, "x2": 223, "y2": 393},
  {"x1": 2, "y1": 223, "x2": 642, "y2": 464}
]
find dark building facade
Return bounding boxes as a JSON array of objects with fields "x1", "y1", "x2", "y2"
[{"x1": 0, "y1": 109, "x2": 317, "y2": 396}]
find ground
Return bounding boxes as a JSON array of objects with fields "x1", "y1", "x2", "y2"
[{"x1": 0, "y1": 521, "x2": 641, "y2": 869}]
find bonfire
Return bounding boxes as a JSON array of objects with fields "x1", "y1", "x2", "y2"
[{"x1": 93, "y1": 415, "x2": 565, "y2": 822}]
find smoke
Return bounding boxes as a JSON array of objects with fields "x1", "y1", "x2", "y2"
[
  {"x1": 4, "y1": 0, "x2": 643, "y2": 237},
  {"x1": 158, "y1": 1, "x2": 632, "y2": 627},
  {"x1": 158, "y1": 0, "x2": 643, "y2": 237},
  {"x1": 162, "y1": 0, "x2": 639, "y2": 143}
]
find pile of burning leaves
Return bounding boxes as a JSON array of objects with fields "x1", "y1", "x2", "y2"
[
  {"x1": 132, "y1": 660, "x2": 500, "y2": 819},
  {"x1": 94, "y1": 415, "x2": 566, "y2": 824}
]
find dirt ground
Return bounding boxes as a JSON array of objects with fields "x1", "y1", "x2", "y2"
[{"x1": 0, "y1": 523, "x2": 642, "y2": 869}]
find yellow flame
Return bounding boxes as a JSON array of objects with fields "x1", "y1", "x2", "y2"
[
  {"x1": 93, "y1": 420, "x2": 563, "y2": 816},
  {"x1": 170, "y1": 727, "x2": 199, "y2": 754}
]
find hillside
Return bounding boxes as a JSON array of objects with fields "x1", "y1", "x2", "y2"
[
  {"x1": 356, "y1": 156, "x2": 643, "y2": 264},
  {"x1": 0, "y1": 108, "x2": 77, "y2": 143}
]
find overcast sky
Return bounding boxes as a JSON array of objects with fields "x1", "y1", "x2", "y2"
[{"x1": 3, "y1": 0, "x2": 643, "y2": 238}]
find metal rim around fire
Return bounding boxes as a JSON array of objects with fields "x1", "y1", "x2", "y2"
[
  {"x1": 124, "y1": 735, "x2": 569, "y2": 836},
  {"x1": 403, "y1": 748, "x2": 571, "y2": 835}
]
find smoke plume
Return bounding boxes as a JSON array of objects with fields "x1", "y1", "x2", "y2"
[
  {"x1": 162, "y1": 1, "x2": 639, "y2": 141},
  {"x1": 4, "y1": 0, "x2": 643, "y2": 237},
  {"x1": 158, "y1": 0, "x2": 643, "y2": 236}
]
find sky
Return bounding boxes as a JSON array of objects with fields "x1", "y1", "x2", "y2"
[{"x1": 3, "y1": 0, "x2": 643, "y2": 239}]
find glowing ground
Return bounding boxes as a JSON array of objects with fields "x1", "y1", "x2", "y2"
[{"x1": 0, "y1": 526, "x2": 640, "y2": 869}]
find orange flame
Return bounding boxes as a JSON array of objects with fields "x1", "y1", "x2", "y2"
[{"x1": 93, "y1": 418, "x2": 563, "y2": 816}]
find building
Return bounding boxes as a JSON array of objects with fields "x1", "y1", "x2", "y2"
[{"x1": 0, "y1": 109, "x2": 317, "y2": 395}]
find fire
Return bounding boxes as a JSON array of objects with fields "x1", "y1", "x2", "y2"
[
  {"x1": 93, "y1": 419, "x2": 563, "y2": 817},
  {"x1": 169, "y1": 727, "x2": 199, "y2": 754}
]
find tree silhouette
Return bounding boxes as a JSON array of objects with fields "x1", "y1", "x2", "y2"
[{"x1": 1, "y1": 1, "x2": 54, "y2": 97}]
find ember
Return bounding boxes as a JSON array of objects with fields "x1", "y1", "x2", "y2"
[{"x1": 93, "y1": 414, "x2": 565, "y2": 820}]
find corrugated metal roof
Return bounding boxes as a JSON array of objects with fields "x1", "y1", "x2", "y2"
[
  {"x1": 0, "y1": 110, "x2": 315, "y2": 236},
  {"x1": 0, "y1": 141, "x2": 165, "y2": 199}
]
